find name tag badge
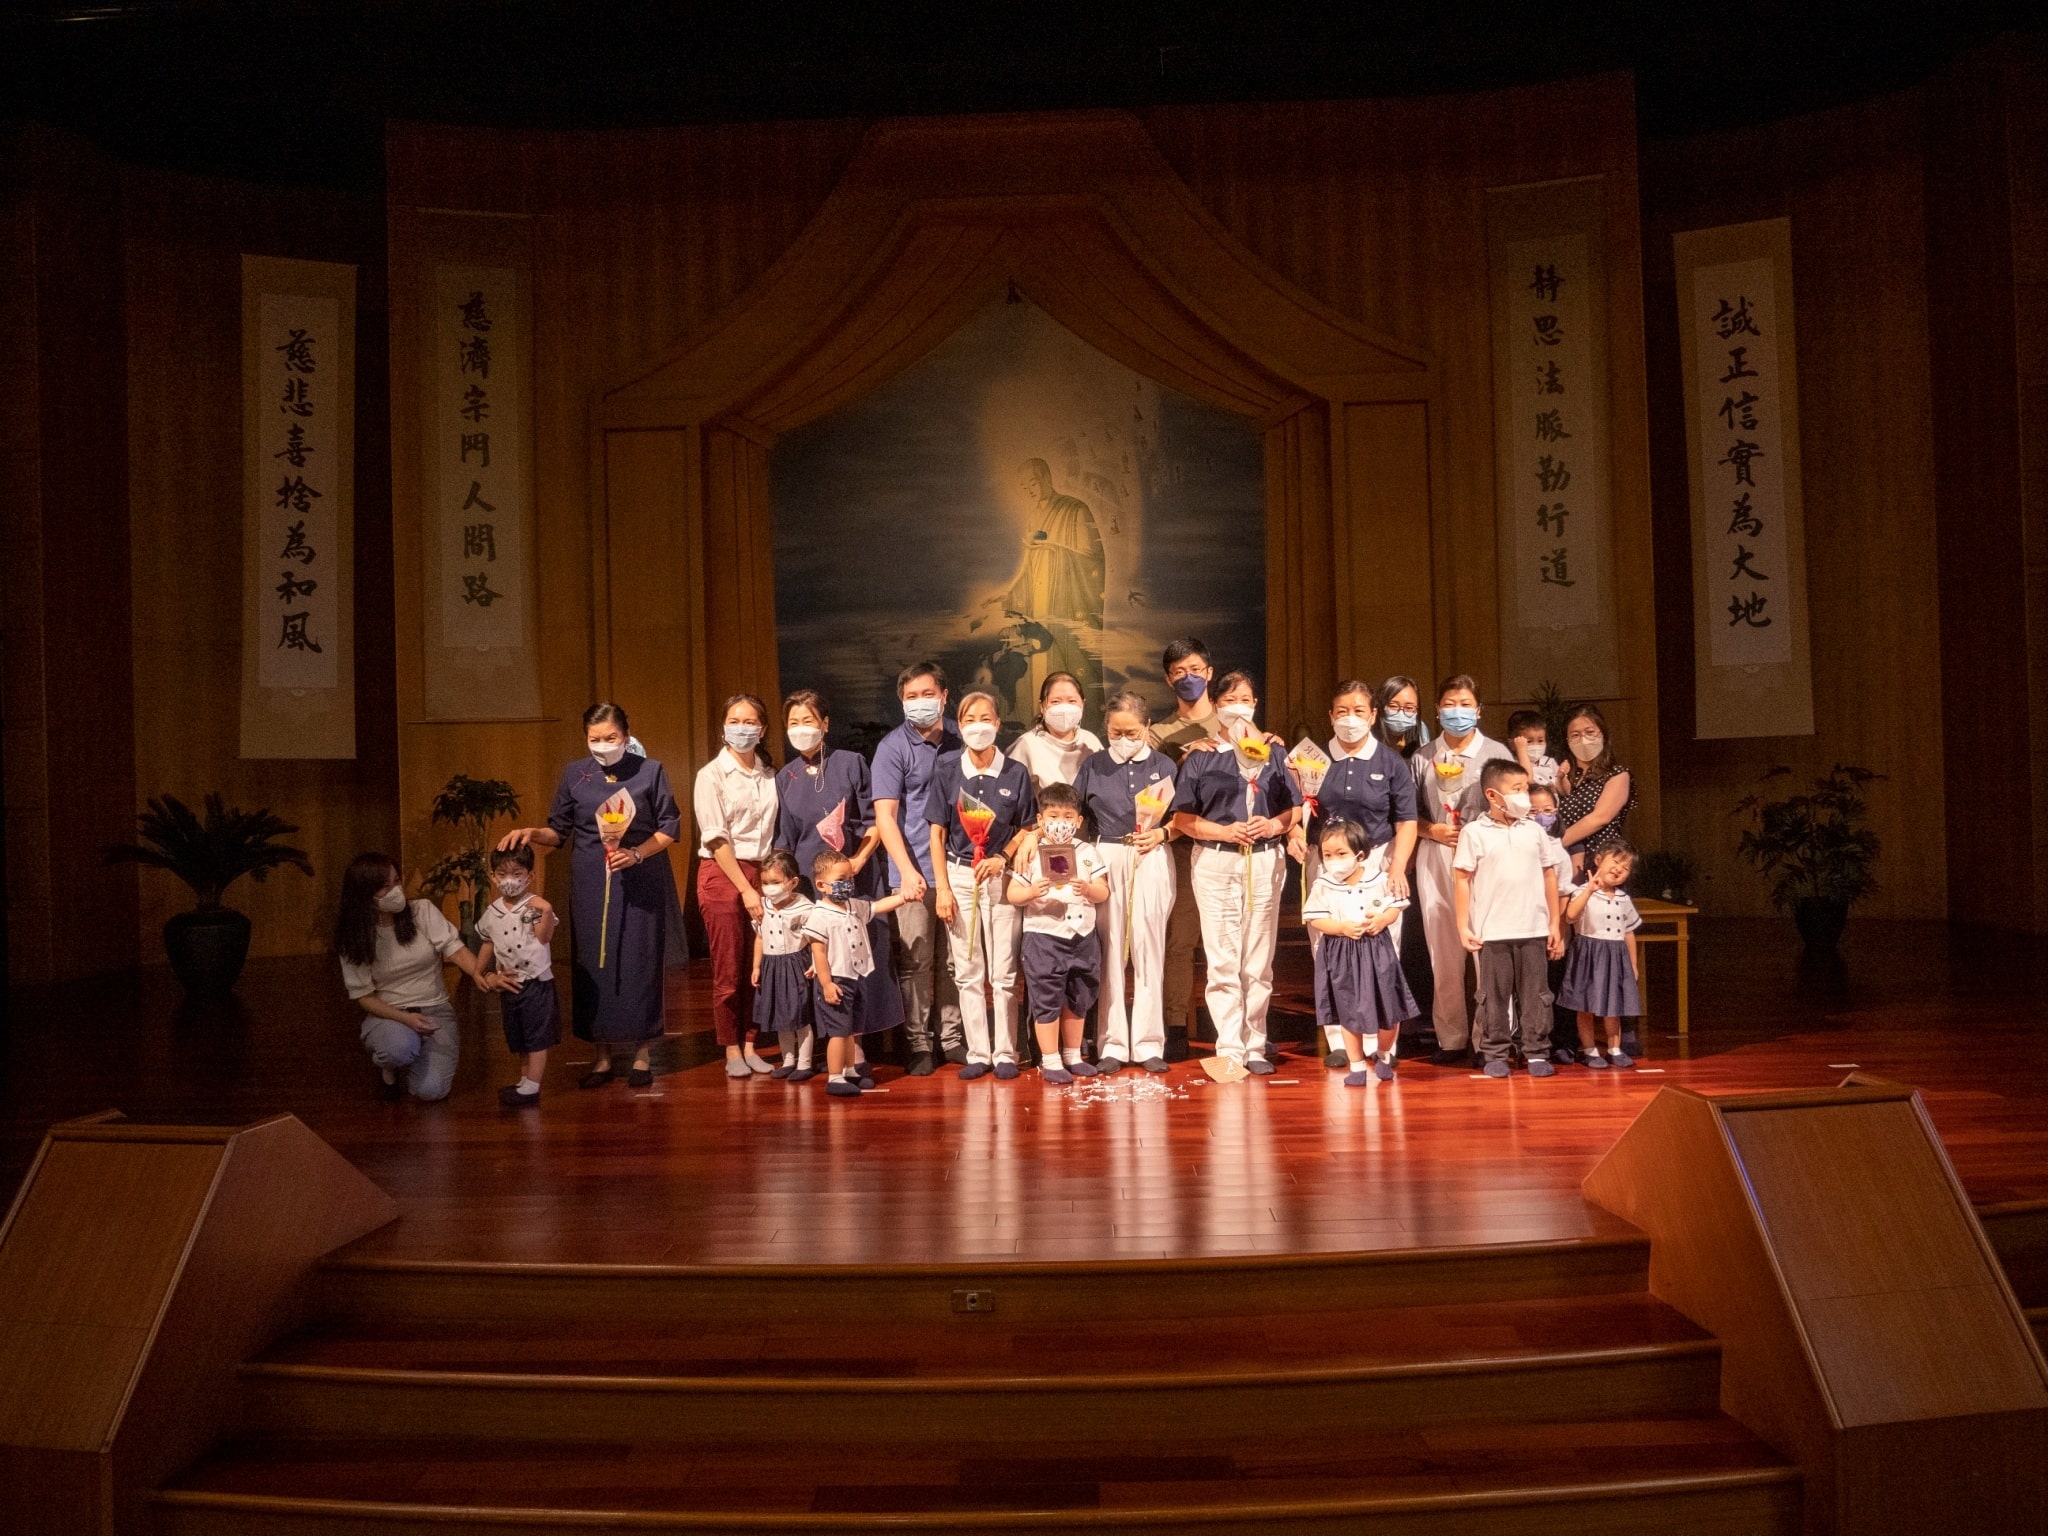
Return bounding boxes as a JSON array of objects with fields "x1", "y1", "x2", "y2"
[
  {"x1": 1370, "y1": 772, "x2": 1383, "y2": 781},
  {"x1": 998, "y1": 787, "x2": 1013, "y2": 798}
]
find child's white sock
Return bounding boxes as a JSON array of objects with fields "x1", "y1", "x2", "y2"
[
  {"x1": 797, "y1": 1028, "x2": 815, "y2": 1069},
  {"x1": 1585, "y1": 1046, "x2": 1604, "y2": 1059},
  {"x1": 515, "y1": 1076, "x2": 541, "y2": 1095},
  {"x1": 1062, "y1": 1047, "x2": 1084, "y2": 1066}
]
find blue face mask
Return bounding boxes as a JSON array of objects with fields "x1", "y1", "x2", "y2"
[
  {"x1": 826, "y1": 878, "x2": 856, "y2": 901},
  {"x1": 1439, "y1": 706, "x2": 1479, "y2": 737},
  {"x1": 1171, "y1": 673, "x2": 1208, "y2": 703},
  {"x1": 1382, "y1": 709, "x2": 1418, "y2": 734},
  {"x1": 723, "y1": 723, "x2": 763, "y2": 752},
  {"x1": 903, "y1": 697, "x2": 943, "y2": 729},
  {"x1": 1532, "y1": 810, "x2": 1558, "y2": 831}
]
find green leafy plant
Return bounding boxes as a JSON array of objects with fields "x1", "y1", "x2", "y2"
[
  {"x1": 1732, "y1": 765, "x2": 1883, "y2": 912},
  {"x1": 1530, "y1": 679, "x2": 1576, "y2": 753},
  {"x1": 1630, "y1": 849, "x2": 1698, "y2": 905},
  {"x1": 104, "y1": 794, "x2": 312, "y2": 910},
  {"x1": 420, "y1": 773, "x2": 522, "y2": 937}
]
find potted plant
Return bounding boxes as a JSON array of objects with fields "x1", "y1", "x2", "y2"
[
  {"x1": 420, "y1": 773, "x2": 522, "y2": 947},
  {"x1": 105, "y1": 794, "x2": 313, "y2": 992},
  {"x1": 1732, "y1": 765, "x2": 1883, "y2": 951},
  {"x1": 1631, "y1": 849, "x2": 1699, "y2": 906}
]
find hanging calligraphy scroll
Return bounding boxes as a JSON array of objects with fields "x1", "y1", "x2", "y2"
[
  {"x1": 240, "y1": 256, "x2": 356, "y2": 759},
  {"x1": 1486, "y1": 179, "x2": 1621, "y2": 701},
  {"x1": 1675, "y1": 218, "x2": 1814, "y2": 739},
  {"x1": 422, "y1": 261, "x2": 541, "y2": 719}
]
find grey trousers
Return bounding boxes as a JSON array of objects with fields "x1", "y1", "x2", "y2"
[
  {"x1": 892, "y1": 881, "x2": 964, "y2": 1053},
  {"x1": 360, "y1": 1001, "x2": 461, "y2": 1101},
  {"x1": 1161, "y1": 838, "x2": 1200, "y2": 1034},
  {"x1": 1476, "y1": 938, "x2": 1553, "y2": 1065}
]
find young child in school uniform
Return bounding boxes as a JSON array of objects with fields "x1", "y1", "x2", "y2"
[
  {"x1": 1007, "y1": 783, "x2": 1112, "y2": 1085},
  {"x1": 1302, "y1": 818, "x2": 1416, "y2": 1085},
  {"x1": 1560, "y1": 841, "x2": 1643, "y2": 1069},
  {"x1": 751, "y1": 849, "x2": 818, "y2": 1083},
  {"x1": 476, "y1": 845, "x2": 561, "y2": 1110},
  {"x1": 1453, "y1": 759, "x2": 1566, "y2": 1079},
  {"x1": 1506, "y1": 709, "x2": 1561, "y2": 790},
  {"x1": 802, "y1": 850, "x2": 912, "y2": 1098}
]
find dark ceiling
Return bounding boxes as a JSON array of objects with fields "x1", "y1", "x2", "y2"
[{"x1": 4, "y1": 0, "x2": 2040, "y2": 190}]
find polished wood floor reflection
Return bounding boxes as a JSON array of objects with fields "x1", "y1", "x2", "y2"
[{"x1": 6, "y1": 918, "x2": 2044, "y2": 1267}]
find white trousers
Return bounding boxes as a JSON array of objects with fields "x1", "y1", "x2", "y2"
[
  {"x1": 1096, "y1": 840, "x2": 1176, "y2": 1064},
  {"x1": 1189, "y1": 842, "x2": 1287, "y2": 1065},
  {"x1": 944, "y1": 860, "x2": 1021, "y2": 1064},
  {"x1": 1413, "y1": 838, "x2": 1476, "y2": 1049}
]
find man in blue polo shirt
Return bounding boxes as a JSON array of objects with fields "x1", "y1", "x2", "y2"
[{"x1": 872, "y1": 660, "x2": 966, "y2": 1075}]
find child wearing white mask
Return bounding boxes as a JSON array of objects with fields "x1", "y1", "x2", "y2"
[
  {"x1": 750, "y1": 849, "x2": 818, "y2": 1083},
  {"x1": 1302, "y1": 819, "x2": 1415, "y2": 1084},
  {"x1": 1452, "y1": 760, "x2": 1567, "y2": 1079},
  {"x1": 1009, "y1": 671, "x2": 1103, "y2": 794},
  {"x1": 476, "y1": 843, "x2": 561, "y2": 1109},
  {"x1": 1007, "y1": 784, "x2": 1112, "y2": 1084}
]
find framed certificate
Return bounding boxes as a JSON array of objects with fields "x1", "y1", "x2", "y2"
[{"x1": 1041, "y1": 843, "x2": 1077, "y2": 885}]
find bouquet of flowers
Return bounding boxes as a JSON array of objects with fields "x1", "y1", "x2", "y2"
[
  {"x1": 957, "y1": 789, "x2": 998, "y2": 961},
  {"x1": 1231, "y1": 725, "x2": 1272, "y2": 909},
  {"x1": 1431, "y1": 755, "x2": 1467, "y2": 831},
  {"x1": 595, "y1": 788, "x2": 636, "y2": 968},
  {"x1": 1131, "y1": 778, "x2": 1174, "y2": 847}
]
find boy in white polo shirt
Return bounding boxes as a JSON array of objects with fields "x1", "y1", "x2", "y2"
[
  {"x1": 1007, "y1": 784, "x2": 1112, "y2": 1085},
  {"x1": 1452, "y1": 759, "x2": 1566, "y2": 1079}
]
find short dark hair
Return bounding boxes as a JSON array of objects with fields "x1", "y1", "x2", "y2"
[
  {"x1": 1436, "y1": 674, "x2": 1480, "y2": 703},
  {"x1": 1102, "y1": 689, "x2": 1150, "y2": 725},
  {"x1": 1162, "y1": 637, "x2": 1209, "y2": 671},
  {"x1": 584, "y1": 700, "x2": 630, "y2": 734},
  {"x1": 489, "y1": 843, "x2": 535, "y2": 873},
  {"x1": 1593, "y1": 838, "x2": 1637, "y2": 867},
  {"x1": 1331, "y1": 680, "x2": 1376, "y2": 709},
  {"x1": 897, "y1": 660, "x2": 946, "y2": 696},
  {"x1": 1480, "y1": 758, "x2": 1528, "y2": 795},
  {"x1": 812, "y1": 849, "x2": 853, "y2": 885},
  {"x1": 1214, "y1": 669, "x2": 1259, "y2": 701},
  {"x1": 1036, "y1": 782, "x2": 1080, "y2": 812},
  {"x1": 760, "y1": 849, "x2": 801, "y2": 883},
  {"x1": 783, "y1": 688, "x2": 829, "y2": 722},
  {"x1": 1506, "y1": 710, "x2": 1545, "y2": 739},
  {"x1": 1528, "y1": 781, "x2": 1558, "y2": 804},
  {"x1": 1318, "y1": 817, "x2": 1370, "y2": 855}
]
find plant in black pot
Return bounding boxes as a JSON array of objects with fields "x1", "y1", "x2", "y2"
[
  {"x1": 420, "y1": 773, "x2": 522, "y2": 948},
  {"x1": 1732, "y1": 765, "x2": 1883, "y2": 951},
  {"x1": 105, "y1": 794, "x2": 313, "y2": 992}
]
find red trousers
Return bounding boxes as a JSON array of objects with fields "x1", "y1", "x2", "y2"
[{"x1": 696, "y1": 856, "x2": 759, "y2": 1047}]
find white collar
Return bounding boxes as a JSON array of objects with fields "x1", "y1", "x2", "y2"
[
  {"x1": 716, "y1": 749, "x2": 771, "y2": 778},
  {"x1": 1329, "y1": 733, "x2": 1379, "y2": 763},
  {"x1": 962, "y1": 746, "x2": 1007, "y2": 779}
]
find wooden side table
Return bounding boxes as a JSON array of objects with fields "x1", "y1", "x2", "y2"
[{"x1": 1632, "y1": 897, "x2": 1699, "y2": 1036}]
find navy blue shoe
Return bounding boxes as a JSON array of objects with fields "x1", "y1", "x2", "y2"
[
  {"x1": 1527, "y1": 1058, "x2": 1556, "y2": 1078},
  {"x1": 958, "y1": 1062, "x2": 991, "y2": 1081},
  {"x1": 1096, "y1": 1057, "x2": 1124, "y2": 1076},
  {"x1": 1246, "y1": 1057, "x2": 1276, "y2": 1075},
  {"x1": 1141, "y1": 1057, "x2": 1169, "y2": 1074},
  {"x1": 1069, "y1": 1060, "x2": 1099, "y2": 1078},
  {"x1": 1584, "y1": 1051, "x2": 1610, "y2": 1070},
  {"x1": 1343, "y1": 1069, "x2": 1370, "y2": 1087},
  {"x1": 1041, "y1": 1067, "x2": 1074, "y2": 1085},
  {"x1": 1374, "y1": 1058, "x2": 1395, "y2": 1082},
  {"x1": 826, "y1": 1078, "x2": 861, "y2": 1098},
  {"x1": 1609, "y1": 1048, "x2": 1635, "y2": 1068},
  {"x1": 1482, "y1": 1060, "x2": 1511, "y2": 1079},
  {"x1": 993, "y1": 1061, "x2": 1020, "y2": 1080}
]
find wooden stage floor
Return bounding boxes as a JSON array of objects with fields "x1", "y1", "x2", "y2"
[{"x1": 6, "y1": 917, "x2": 2045, "y2": 1268}]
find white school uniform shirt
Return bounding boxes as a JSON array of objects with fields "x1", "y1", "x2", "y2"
[
  {"x1": 1452, "y1": 813, "x2": 1566, "y2": 943},
  {"x1": 1542, "y1": 829, "x2": 1578, "y2": 895},
  {"x1": 1015, "y1": 842, "x2": 1108, "y2": 939},
  {"x1": 755, "y1": 896, "x2": 815, "y2": 957},
  {"x1": 801, "y1": 898, "x2": 879, "y2": 980},
  {"x1": 476, "y1": 895, "x2": 554, "y2": 983},
  {"x1": 1301, "y1": 859, "x2": 1403, "y2": 928},
  {"x1": 693, "y1": 749, "x2": 779, "y2": 860},
  {"x1": 1573, "y1": 886, "x2": 1643, "y2": 941},
  {"x1": 339, "y1": 900, "x2": 465, "y2": 1012},
  {"x1": 1009, "y1": 725, "x2": 1104, "y2": 793}
]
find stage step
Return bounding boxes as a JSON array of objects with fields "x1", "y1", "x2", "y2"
[
  {"x1": 155, "y1": 1419, "x2": 1800, "y2": 1536},
  {"x1": 312, "y1": 1233, "x2": 1653, "y2": 1328},
  {"x1": 240, "y1": 1293, "x2": 1721, "y2": 1445}
]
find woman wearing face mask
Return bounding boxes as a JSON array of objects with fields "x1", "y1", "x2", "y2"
[
  {"x1": 335, "y1": 852, "x2": 491, "y2": 1102},
  {"x1": 927, "y1": 690, "x2": 1037, "y2": 1078},
  {"x1": 498, "y1": 702, "x2": 682, "y2": 1089},
  {"x1": 1374, "y1": 676, "x2": 1430, "y2": 760},
  {"x1": 773, "y1": 690, "x2": 901, "y2": 1065},
  {"x1": 1168, "y1": 671, "x2": 1300, "y2": 1075},
  {"x1": 691, "y1": 694, "x2": 781, "y2": 1079},
  {"x1": 1008, "y1": 671, "x2": 1103, "y2": 793},
  {"x1": 1289, "y1": 681, "x2": 1421, "y2": 1068},
  {"x1": 1554, "y1": 705, "x2": 1636, "y2": 872},
  {"x1": 1071, "y1": 690, "x2": 1178, "y2": 1073}
]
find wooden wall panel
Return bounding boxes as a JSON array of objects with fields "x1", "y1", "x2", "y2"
[
  {"x1": 1640, "y1": 94, "x2": 1944, "y2": 919},
  {"x1": 121, "y1": 167, "x2": 399, "y2": 959},
  {"x1": 1339, "y1": 400, "x2": 1438, "y2": 695}
]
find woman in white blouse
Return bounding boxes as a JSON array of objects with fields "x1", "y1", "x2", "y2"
[
  {"x1": 335, "y1": 852, "x2": 491, "y2": 1101},
  {"x1": 1007, "y1": 671, "x2": 1103, "y2": 793},
  {"x1": 694, "y1": 693, "x2": 781, "y2": 1078}
]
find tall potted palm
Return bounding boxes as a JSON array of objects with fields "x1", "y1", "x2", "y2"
[
  {"x1": 105, "y1": 794, "x2": 313, "y2": 991},
  {"x1": 1732, "y1": 765, "x2": 1883, "y2": 950},
  {"x1": 419, "y1": 773, "x2": 523, "y2": 947}
]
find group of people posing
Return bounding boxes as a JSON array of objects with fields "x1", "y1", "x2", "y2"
[{"x1": 333, "y1": 639, "x2": 1639, "y2": 1107}]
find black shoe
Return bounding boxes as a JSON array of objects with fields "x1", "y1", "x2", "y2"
[
  {"x1": 1096, "y1": 1057, "x2": 1124, "y2": 1076},
  {"x1": 498, "y1": 1084, "x2": 541, "y2": 1109},
  {"x1": 578, "y1": 1065, "x2": 616, "y2": 1089},
  {"x1": 856, "y1": 1068, "x2": 877, "y2": 1089},
  {"x1": 942, "y1": 1044, "x2": 970, "y2": 1066},
  {"x1": 626, "y1": 1066, "x2": 654, "y2": 1088},
  {"x1": 1141, "y1": 1056, "x2": 1170, "y2": 1074},
  {"x1": 1322, "y1": 1049, "x2": 1349, "y2": 1069},
  {"x1": 1428, "y1": 1047, "x2": 1471, "y2": 1067},
  {"x1": 377, "y1": 1072, "x2": 404, "y2": 1101},
  {"x1": 1163, "y1": 1032, "x2": 1191, "y2": 1063},
  {"x1": 905, "y1": 1051, "x2": 937, "y2": 1076},
  {"x1": 1552, "y1": 1044, "x2": 1578, "y2": 1066}
]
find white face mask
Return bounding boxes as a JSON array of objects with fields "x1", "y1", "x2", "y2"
[
  {"x1": 1217, "y1": 702, "x2": 1256, "y2": 726},
  {"x1": 1323, "y1": 853, "x2": 1359, "y2": 881},
  {"x1": 375, "y1": 885, "x2": 408, "y2": 914},
  {"x1": 1569, "y1": 733, "x2": 1605, "y2": 764},
  {"x1": 760, "y1": 882, "x2": 789, "y2": 904},
  {"x1": 1042, "y1": 702, "x2": 1084, "y2": 735},
  {"x1": 723, "y1": 723, "x2": 763, "y2": 753},
  {"x1": 1042, "y1": 819, "x2": 1080, "y2": 842},
  {"x1": 590, "y1": 738, "x2": 626, "y2": 766},
  {"x1": 494, "y1": 872, "x2": 530, "y2": 899},
  {"x1": 902, "y1": 697, "x2": 943, "y2": 729},
  {"x1": 1107, "y1": 735, "x2": 1148, "y2": 764},
  {"x1": 961, "y1": 721, "x2": 999, "y2": 752},
  {"x1": 786, "y1": 724, "x2": 823, "y2": 754},
  {"x1": 1502, "y1": 791, "x2": 1532, "y2": 820},
  {"x1": 1332, "y1": 714, "x2": 1373, "y2": 745}
]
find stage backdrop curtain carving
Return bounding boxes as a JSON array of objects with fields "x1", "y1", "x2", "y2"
[
  {"x1": 240, "y1": 255, "x2": 355, "y2": 759},
  {"x1": 1486, "y1": 179, "x2": 1622, "y2": 703},
  {"x1": 1676, "y1": 217, "x2": 1814, "y2": 739}
]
